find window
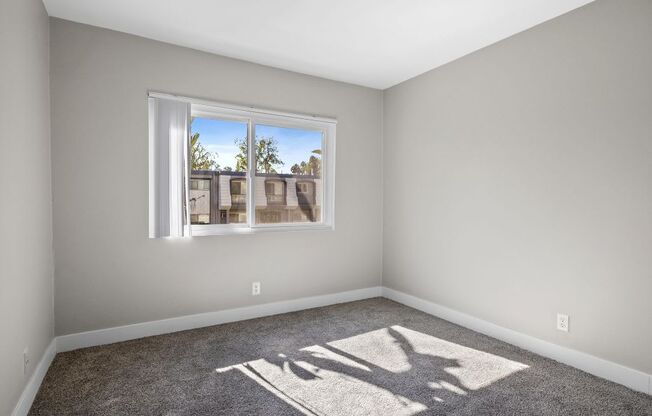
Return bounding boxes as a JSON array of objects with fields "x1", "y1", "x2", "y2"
[
  {"x1": 148, "y1": 93, "x2": 335, "y2": 238},
  {"x1": 190, "y1": 179, "x2": 210, "y2": 190},
  {"x1": 253, "y1": 124, "x2": 323, "y2": 224},
  {"x1": 230, "y1": 180, "x2": 246, "y2": 195},
  {"x1": 264, "y1": 180, "x2": 285, "y2": 206},
  {"x1": 296, "y1": 181, "x2": 316, "y2": 206}
]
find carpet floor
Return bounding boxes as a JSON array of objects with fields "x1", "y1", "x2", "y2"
[{"x1": 30, "y1": 298, "x2": 651, "y2": 415}]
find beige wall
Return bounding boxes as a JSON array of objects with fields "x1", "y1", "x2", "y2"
[
  {"x1": 383, "y1": 0, "x2": 652, "y2": 374},
  {"x1": 23, "y1": 0, "x2": 649, "y2": 397},
  {"x1": 50, "y1": 19, "x2": 383, "y2": 336},
  {"x1": 0, "y1": 0, "x2": 54, "y2": 413}
]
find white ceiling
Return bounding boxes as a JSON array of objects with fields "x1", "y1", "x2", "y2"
[{"x1": 43, "y1": 0, "x2": 594, "y2": 89}]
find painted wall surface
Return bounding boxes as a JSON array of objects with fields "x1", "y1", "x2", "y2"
[
  {"x1": 383, "y1": 0, "x2": 652, "y2": 373},
  {"x1": 0, "y1": 0, "x2": 54, "y2": 413},
  {"x1": 50, "y1": 19, "x2": 383, "y2": 336}
]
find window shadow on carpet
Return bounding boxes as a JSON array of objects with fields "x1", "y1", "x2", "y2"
[{"x1": 213, "y1": 324, "x2": 527, "y2": 415}]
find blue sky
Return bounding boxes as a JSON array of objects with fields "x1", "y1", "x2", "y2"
[{"x1": 191, "y1": 118, "x2": 322, "y2": 173}]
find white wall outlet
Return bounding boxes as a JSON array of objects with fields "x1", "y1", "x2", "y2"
[
  {"x1": 252, "y1": 281, "x2": 261, "y2": 296},
  {"x1": 557, "y1": 313, "x2": 569, "y2": 332},
  {"x1": 23, "y1": 347, "x2": 30, "y2": 375}
]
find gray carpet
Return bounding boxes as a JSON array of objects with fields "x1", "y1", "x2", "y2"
[{"x1": 30, "y1": 298, "x2": 651, "y2": 415}]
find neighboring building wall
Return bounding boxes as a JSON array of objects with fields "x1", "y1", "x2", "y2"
[
  {"x1": 50, "y1": 19, "x2": 383, "y2": 336},
  {"x1": 286, "y1": 178, "x2": 299, "y2": 207},
  {"x1": 383, "y1": 0, "x2": 652, "y2": 374},
  {"x1": 0, "y1": 0, "x2": 54, "y2": 414},
  {"x1": 190, "y1": 171, "x2": 321, "y2": 224}
]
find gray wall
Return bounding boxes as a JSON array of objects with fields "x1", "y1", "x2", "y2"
[
  {"x1": 50, "y1": 19, "x2": 383, "y2": 336},
  {"x1": 383, "y1": 0, "x2": 652, "y2": 374},
  {"x1": 0, "y1": 0, "x2": 54, "y2": 413}
]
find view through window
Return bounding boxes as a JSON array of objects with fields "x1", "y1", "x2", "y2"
[
  {"x1": 189, "y1": 117, "x2": 248, "y2": 224},
  {"x1": 189, "y1": 113, "x2": 326, "y2": 228}
]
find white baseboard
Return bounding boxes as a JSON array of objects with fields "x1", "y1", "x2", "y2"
[
  {"x1": 13, "y1": 287, "x2": 382, "y2": 415},
  {"x1": 382, "y1": 287, "x2": 652, "y2": 395},
  {"x1": 57, "y1": 286, "x2": 383, "y2": 352},
  {"x1": 13, "y1": 284, "x2": 650, "y2": 416},
  {"x1": 11, "y1": 338, "x2": 57, "y2": 416}
]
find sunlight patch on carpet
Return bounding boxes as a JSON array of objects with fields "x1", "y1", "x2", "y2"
[{"x1": 215, "y1": 325, "x2": 529, "y2": 415}]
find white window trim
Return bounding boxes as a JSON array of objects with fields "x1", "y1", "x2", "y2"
[{"x1": 149, "y1": 92, "x2": 336, "y2": 237}]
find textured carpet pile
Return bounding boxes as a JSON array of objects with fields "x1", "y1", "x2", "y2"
[{"x1": 30, "y1": 298, "x2": 652, "y2": 415}]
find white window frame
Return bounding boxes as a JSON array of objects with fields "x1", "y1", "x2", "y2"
[{"x1": 149, "y1": 92, "x2": 336, "y2": 237}]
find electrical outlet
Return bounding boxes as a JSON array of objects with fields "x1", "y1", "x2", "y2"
[
  {"x1": 23, "y1": 348, "x2": 30, "y2": 375},
  {"x1": 557, "y1": 313, "x2": 569, "y2": 332},
  {"x1": 252, "y1": 282, "x2": 261, "y2": 296}
]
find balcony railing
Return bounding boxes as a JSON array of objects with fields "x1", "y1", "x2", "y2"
[
  {"x1": 231, "y1": 194, "x2": 246, "y2": 205},
  {"x1": 266, "y1": 194, "x2": 285, "y2": 205}
]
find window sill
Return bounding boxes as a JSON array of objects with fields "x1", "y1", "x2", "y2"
[{"x1": 186, "y1": 223, "x2": 334, "y2": 237}]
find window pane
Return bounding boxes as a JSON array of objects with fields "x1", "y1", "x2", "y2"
[
  {"x1": 189, "y1": 116, "x2": 248, "y2": 225},
  {"x1": 254, "y1": 124, "x2": 323, "y2": 224}
]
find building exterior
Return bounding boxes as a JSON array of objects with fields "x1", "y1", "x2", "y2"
[{"x1": 189, "y1": 170, "x2": 322, "y2": 225}]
